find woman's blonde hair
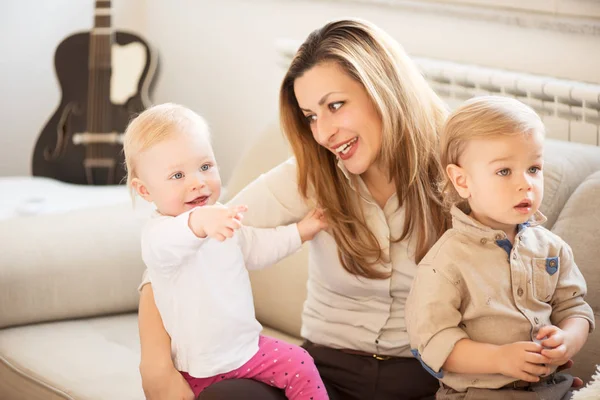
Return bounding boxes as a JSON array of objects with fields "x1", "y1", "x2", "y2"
[
  {"x1": 122, "y1": 103, "x2": 210, "y2": 199},
  {"x1": 280, "y1": 18, "x2": 449, "y2": 278},
  {"x1": 440, "y1": 95, "x2": 545, "y2": 208}
]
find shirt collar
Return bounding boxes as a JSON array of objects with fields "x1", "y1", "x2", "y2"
[{"x1": 450, "y1": 203, "x2": 547, "y2": 241}]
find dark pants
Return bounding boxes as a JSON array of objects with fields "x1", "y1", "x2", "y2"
[
  {"x1": 436, "y1": 373, "x2": 573, "y2": 400},
  {"x1": 198, "y1": 341, "x2": 439, "y2": 400}
]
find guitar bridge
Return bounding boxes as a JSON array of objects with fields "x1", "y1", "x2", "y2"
[
  {"x1": 73, "y1": 132, "x2": 124, "y2": 145},
  {"x1": 84, "y1": 158, "x2": 117, "y2": 185}
]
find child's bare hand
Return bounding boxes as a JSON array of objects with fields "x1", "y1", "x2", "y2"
[
  {"x1": 537, "y1": 325, "x2": 572, "y2": 366},
  {"x1": 298, "y1": 208, "x2": 328, "y2": 243},
  {"x1": 189, "y1": 204, "x2": 247, "y2": 241},
  {"x1": 497, "y1": 341, "x2": 551, "y2": 382}
]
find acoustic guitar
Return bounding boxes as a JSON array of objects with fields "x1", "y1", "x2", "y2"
[{"x1": 32, "y1": 0, "x2": 158, "y2": 185}]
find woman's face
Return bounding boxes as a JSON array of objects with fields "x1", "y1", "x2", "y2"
[{"x1": 293, "y1": 62, "x2": 383, "y2": 176}]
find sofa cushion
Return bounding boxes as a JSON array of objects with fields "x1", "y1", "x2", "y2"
[
  {"x1": 0, "y1": 203, "x2": 145, "y2": 329},
  {"x1": 551, "y1": 170, "x2": 600, "y2": 383},
  {"x1": 0, "y1": 313, "x2": 299, "y2": 400},
  {"x1": 542, "y1": 140, "x2": 600, "y2": 228},
  {"x1": 0, "y1": 314, "x2": 143, "y2": 400},
  {"x1": 250, "y1": 247, "x2": 309, "y2": 339}
]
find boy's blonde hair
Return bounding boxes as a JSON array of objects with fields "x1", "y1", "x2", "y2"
[
  {"x1": 280, "y1": 18, "x2": 449, "y2": 277},
  {"x1": 122, "y1": 103, "x2": 210, "y2": 199},
  {"x1": 440, "y1": 95, "x2": 546, "y2": 208}
]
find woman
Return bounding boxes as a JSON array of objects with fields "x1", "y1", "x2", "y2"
[{"x1": 139, "y1": 18, "x2": 449, "y2": 400}]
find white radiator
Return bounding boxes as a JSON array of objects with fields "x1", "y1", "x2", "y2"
[{"x1": 276, "y1": 39, "x2": 600, "y2": 146}]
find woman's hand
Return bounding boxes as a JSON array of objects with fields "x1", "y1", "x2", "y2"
[
  {"x1": 556, "y1": 359, "x2": 584, "y2": 388},
  {"x1": 138, "y1": 284, "x2": 195, "y2": 399},
  {"x1": 297, "y1": 208, "x2": 328, "y2": 243},
  {"x1": 140, "y1": 363, "x2": 195, "y2": 400}
]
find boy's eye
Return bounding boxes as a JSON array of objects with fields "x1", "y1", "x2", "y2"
[
  {"x1": 200, "y1": 164, "x2": 211, "y2": 172},
  {"x1": 497, "y1": 169, "x2": 510, "y2": 177},
  {"x1": 528, "y1": 166, "x2": 541, "y2": 174},
  {"x1": 171, "y1": 172, "x2": 184, "y2": 180}
]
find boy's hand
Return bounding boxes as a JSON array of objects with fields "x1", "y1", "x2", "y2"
[
  {"x1": 298, "y1": 208, "x2": 328, "y2": 243},
  {"x1": 189, "y1": 204, "x2": 247, "y2": 241},
  {"x1": 537, "y1": 325, "x2": 573, "y2": 366},
  {"x1": 497, "y1": 341, "x2": 551, "y2": 382}
]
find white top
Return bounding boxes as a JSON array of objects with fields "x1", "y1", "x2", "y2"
[{"x1": 141, "y1": 207, "x2": 302, "y2": 377}]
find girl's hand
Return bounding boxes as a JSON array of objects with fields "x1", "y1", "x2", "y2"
[
  {"x1": 189, "y1": 204, "x2": 247, "y2": 241},
  {"x1": 297, "y1": 208, "x2": 328, "y2": 243}
]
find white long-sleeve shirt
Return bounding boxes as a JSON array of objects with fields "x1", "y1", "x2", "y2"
[{"x1": 141, "y1": 207, "x2": 302, "y2": 378}]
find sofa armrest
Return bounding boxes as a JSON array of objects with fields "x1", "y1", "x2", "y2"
[{"x1": 0, "y1": 203, "x2": 145, "y2": 329}]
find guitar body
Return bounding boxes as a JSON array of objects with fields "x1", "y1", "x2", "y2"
[{"x1": 32, "y1": 31, "x2": 157, "y2": 185}]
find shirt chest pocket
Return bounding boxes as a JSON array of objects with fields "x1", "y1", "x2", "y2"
[{"x1": 531, "y1": 257, "x2": 560, "y2": 302}]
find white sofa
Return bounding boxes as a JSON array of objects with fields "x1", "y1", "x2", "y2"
[{"x1": 1, "y1": 122, "x2": 599, "y2": 399}]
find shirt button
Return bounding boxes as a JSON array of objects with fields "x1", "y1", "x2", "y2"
[
  {"x1": 375, "y1": 339, "x2": 379, "y2": 344},
  {"x1": 480, "y1": 238, "x2": 487, "y2": 244},
  {"x1": 534, "y1": 317, "x2": 539, "y2": 324},
  {"x1": 512, "y1": 253, "x2": 517, "y2": 260},
  {"x1": 517, "y1": 288, "x2": 524, "y2": 297},
  {"x1": 495, "y1": 234, "x2": 503, "y2": 240}
]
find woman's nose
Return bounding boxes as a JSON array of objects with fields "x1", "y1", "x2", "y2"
[{"x1": 313, "y1": 114, "x2": 338, "y2": 146}]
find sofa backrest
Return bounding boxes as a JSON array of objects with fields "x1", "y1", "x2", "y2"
[{"x1": 0, "y1": 203, "x2": 146, "y2": 329}]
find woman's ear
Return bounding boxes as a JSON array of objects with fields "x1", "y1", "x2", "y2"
[
  {"x1": 131, "y1": 178, "x2": 152, "y2": 202},
  {"x1": 446, "y1": 164, "x2": 470, "y2": 199}
]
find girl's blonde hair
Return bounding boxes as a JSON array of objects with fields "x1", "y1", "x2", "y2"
[
  {"x1": 280, "y1": 18, "x2": 449, "y2": 278},
  {"x1": 440, "y1": 95, "x2": 545, "y2": 208},
  {"x1": 122, "y1": 103, "x2": 210, "y2": 199}
]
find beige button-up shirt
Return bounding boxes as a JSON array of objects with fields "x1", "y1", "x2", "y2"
[
  {"x1": 228, "y1": 158, "x2": 420, "y2": 357},
  {"x1": 406, "y1": 205, "x2": 595, "y2": 392}
]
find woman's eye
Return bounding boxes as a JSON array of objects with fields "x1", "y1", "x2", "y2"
[
  {"x1": 497, "y1": 169, "x2": 510, "y2": 177},
  {"x1": 305, "y1": 114, "x2": 317, "y2": 124},
  {"x1": 528, "y1": 166, "x2": 541, "y2": 174},
  {"x1": 329, "y1": 101, "x2": 343, "y2": 111},
  {"x1": 200, "y1": 164, "x2": 211, "y2": 172},
  {"x1": 171, "y1": 172, "x2": 184, "y2": 180}
]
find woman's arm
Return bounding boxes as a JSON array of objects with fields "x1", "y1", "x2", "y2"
[
  {"x1": 138, "y1": 283, "x2": 194, "y2": 400},
  {"x1": 226, "y1": 158, "x2": 311, "y2": 228}
]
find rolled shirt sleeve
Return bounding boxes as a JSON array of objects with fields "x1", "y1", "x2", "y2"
[
  {"x1": 406, "y1": 264, "x2": 469, "y2": 377},
  {"x1": 550, "y1": 243, "x2": 595, "y2": 332}
]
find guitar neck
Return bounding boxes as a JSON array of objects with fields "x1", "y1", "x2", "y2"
[{"x1": 87, "y1": 0, "x2": 113, "y2": 133}]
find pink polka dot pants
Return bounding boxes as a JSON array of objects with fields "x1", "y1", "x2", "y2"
[{"x1": 182, "y1": 335, "x2": 328, "y2": 399}]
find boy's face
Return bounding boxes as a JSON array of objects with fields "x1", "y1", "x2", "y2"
[
  {"x1": 132, "y1": 127, "x2": 221, "y2": 217},
  {"x1": 448, "y1": 131, "x2": 544, "y2": 234}
]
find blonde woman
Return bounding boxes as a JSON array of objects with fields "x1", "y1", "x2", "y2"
[{"x1": 139, "y1": 19, "x2": 449, "y2": 400}]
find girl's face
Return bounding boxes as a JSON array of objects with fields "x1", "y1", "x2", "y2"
[
  {"x1": 293, "y1": 62, "x2": 383, "y2": 176},
  {"x1": 132, "y1": 128, "x2": 221, "y2": 217}
]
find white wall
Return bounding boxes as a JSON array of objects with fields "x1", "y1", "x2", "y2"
[
  {"x1": 0, "y1": 0, "x2": 146, "y2": 177},
  {"x1": 2, "y1": 0, "x2": 599, "y2": 181},
  {"x1": 143, "y1": 0, "x2": 600, "y2": 183}
]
